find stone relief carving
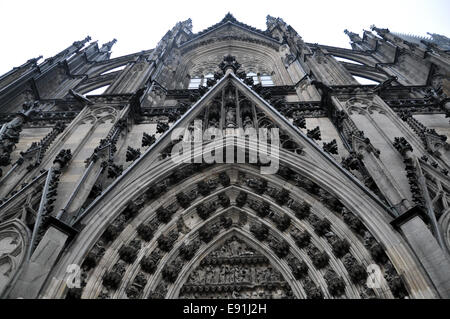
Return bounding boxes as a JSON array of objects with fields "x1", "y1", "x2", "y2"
[{"x1": 179, "y1": 236, "x2": 294, "y2": 299}]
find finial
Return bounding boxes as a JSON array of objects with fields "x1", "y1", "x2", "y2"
[
  {"x1": 101, "y1": 39, "x2": 117, "y2": 52},
  {"x1": 266, "y1": 15, "x2": 277, "y2": 29},
  {"x1": 73, "y1": 36, "x2": 91, "y2": 48},
  {"x1": 344, "y1": 29, "x2": 357, "y2": 36},
  {"x1": 219, "y1": 55, "x2": 241, "y2": 74},
  {"x1": 427, "y1": 32, "x2": 450, "y2": 48},
  {"x1": 370, "y1": 25, "x2": 389, "y2": 36},
  {"x1": 27, "y1": 56, "x2": 43, "y2": 65},
  {"x1": 222, "y1": 12, "x2": 237, "y2": 23},
  {"x1": 69, "y1": 89, "x2": 94, "y2": 105},
  {"x1": 181, "y1": 18, "x2": 193, "y2": 33},
  {"x1": 344, "y1": 29, "x2": 361, "y2": 43}
]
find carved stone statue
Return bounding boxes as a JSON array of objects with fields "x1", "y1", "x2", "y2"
[
  {"x1": 243, "y1": 115, "x2": 253, "y2": 130},
  {"x1": 225, "y1": 107, "x2": 237, "y2": 128}
]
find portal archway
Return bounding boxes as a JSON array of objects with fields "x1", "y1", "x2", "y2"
[
  {"x1": 43, "y1": 74, "x2": 435, "y2": 299},
  {"x1": 55, "y1": 158, "x2": 424, "y2": 299}
]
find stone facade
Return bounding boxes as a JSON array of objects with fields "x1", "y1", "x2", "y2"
[{"x1": 0, "y1": 13, "x2": 450, "y2": 299}]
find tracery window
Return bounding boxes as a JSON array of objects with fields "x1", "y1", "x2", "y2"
[
  {"x1": 188, "y1": 77, "x2": 202, "y2": 89},
  {"x1": 188, "y1": 73, "x2": 215, "y2": 89},
  {"x1": 247, "y1": 72, "x2": 274, "y2": 86},
  {"x1": 260, "y1": 75, "x2": 274, "y2": 86},
  {"x1": 189, "y1": 72, "x2": 274, "y2": 89}
]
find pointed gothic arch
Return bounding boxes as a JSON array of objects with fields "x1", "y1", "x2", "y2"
[
  {"x1": 176, "y1": 32, "x2": 290, "y2": 89},
  {"x1": 55, "y1": 155, "x2": 417, "y2": 299},
  {"x1": 40, "y1": 73, "x2": 435, "y2": 299},
  {"x1": 167, "y1": 228, "x2": 302, "y2": 299}
]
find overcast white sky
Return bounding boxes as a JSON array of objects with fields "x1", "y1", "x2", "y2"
[{"x1": 0, "y1": 0, "x2": 449, "y2": 75}]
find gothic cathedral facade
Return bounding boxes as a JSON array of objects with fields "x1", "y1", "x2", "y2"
[{"x1": 0, "y1": 14, "x2": 450, "y2": 299}]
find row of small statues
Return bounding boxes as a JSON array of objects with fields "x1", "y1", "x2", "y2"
[
  {"x1": 186, "y1": 264, "x2": 284, "y2": 285},
  {"x1": 179, "y1": 287, "x2": 293, "y2": 299}
]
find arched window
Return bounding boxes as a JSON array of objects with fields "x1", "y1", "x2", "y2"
[
  {"x1": 203, "y1": 73, "x2": 214, "y2": 86},
  {"x1": 260, "y1": 75, "x2": 274, "y2": 86},
  {"x1": 188, "y1": 77, "x2": 202, "y2": 89},
  {"x1": 246, "y1": 72, "x2": 274, "y2": 86},
  {"x1": 189, "y1": 72, "x2": 275, "y2": 88},
  {"x1": 188, "y1": 73, "x2": 215, "y2": 89},
  {"x1": 247, "y1": 72, "x2": 259, "y2": 84}
]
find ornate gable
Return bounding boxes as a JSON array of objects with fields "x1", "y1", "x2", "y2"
[{"x1": 179, "y1": 14, "x2": 281, "y2": 54}]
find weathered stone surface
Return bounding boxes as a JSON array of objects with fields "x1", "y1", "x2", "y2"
[{"x1": 1, "y1": 13, "x2": 449, "y2": 300}]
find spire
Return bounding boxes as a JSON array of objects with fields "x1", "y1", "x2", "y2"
[
  {"x1": 370, "y1": 25, "x2": 390, "y2": 37},
  {"x1": 181, "y1": 18, "x2": 193, "y2": 34},
  {"x1": 72, "y1": 36, "x2": 91, "y2": 49},
  {"x1": 427, "y1": 32, "x2": 450, "y2": 50},
  {"x1": 22, "y1": 56, "x2": 42, "y2": 67},
  {"x1": 266, "y1": 15, "x2": 277, "y2": 30},
  {"x1": 39, "y1": 36, "x2": 93, "y2": 68},
  {"x1": 344, "y1": 29, "x2": 362, "y2": 43},
  {"x1": 100, "y1": 39, "x2": 117, "y2": 52}
]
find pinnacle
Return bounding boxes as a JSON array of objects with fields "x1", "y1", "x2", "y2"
[{"x1": 222, "y1": 12, "x2": 237, "y2": 22}]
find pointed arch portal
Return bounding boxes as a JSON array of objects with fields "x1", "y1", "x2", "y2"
[{"x1": 43, "y1": 73, "x2": 435, "y2": 300}]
